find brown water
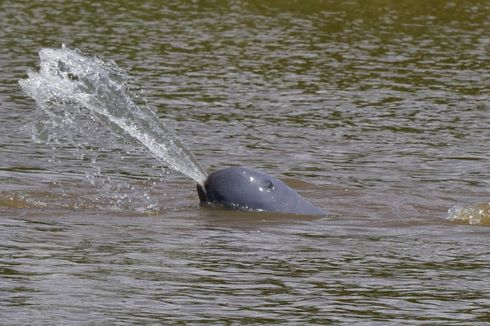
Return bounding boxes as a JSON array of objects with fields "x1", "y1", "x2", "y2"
[{"x1": 1, "y1": 0, "x2": 490, "y2": 324}]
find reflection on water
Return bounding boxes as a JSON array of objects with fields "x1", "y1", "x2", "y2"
[{"x1": 1, "y1": 0, "x2": 490, "y2": 324}]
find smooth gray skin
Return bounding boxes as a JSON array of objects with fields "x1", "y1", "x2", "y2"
[{"x1": 197, "y1": 167, "x2": 326, "y2": 216}]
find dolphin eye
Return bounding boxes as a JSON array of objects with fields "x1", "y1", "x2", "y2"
[{"x1": 265, "y1": 180, "x2": 274, "y2": 191}]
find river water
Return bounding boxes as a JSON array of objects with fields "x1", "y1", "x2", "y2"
[{"x1": 1, "y1": 0, "x2": 490, "y2": 324}]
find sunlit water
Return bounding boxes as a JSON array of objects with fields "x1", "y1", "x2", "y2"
[{"x1": 1, "y1": 0, "x2": 489, "y2": 324}]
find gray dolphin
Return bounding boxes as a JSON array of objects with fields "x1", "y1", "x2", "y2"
[{"x1": 197, "y1": 167, "x2": 326, "y2": 216}]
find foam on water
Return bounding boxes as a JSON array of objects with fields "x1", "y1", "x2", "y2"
[
  {"x1": 447, "y1": 202, "x2": 490, "y2": 226},
  {"x1": 19, "y1": 45, "x2": 207, "y2": 186}
]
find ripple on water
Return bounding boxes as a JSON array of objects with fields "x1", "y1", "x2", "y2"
[{"x1": 1, "y1": 0, "x2": 490, "y2": 324}]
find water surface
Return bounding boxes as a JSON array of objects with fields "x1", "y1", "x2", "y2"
[{"x1": 1, "y1": 0, "x2": 489, "y2": 324}]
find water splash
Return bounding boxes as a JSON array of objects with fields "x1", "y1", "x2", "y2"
[
  {"x1": 447, "y1": 202, "x2": 490, "y2": 226},
  {"x1": 19, "y1": 45, "x2": 207, "y2": 185}
]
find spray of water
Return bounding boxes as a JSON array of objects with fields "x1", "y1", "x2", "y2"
[{"x1": 19, "y1": 45, "x2": 207, "y2": 186}]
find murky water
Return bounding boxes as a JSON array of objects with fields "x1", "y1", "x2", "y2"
[{"x1": 1, "y1": 0, "x2": 489, "y2": 324}]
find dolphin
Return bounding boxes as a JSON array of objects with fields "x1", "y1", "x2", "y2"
[{"x1": 197, "y1": 167, "x2": 325, "y2": 216}]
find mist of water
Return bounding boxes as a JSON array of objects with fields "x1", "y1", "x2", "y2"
[{"x1": 19, "y1": 45, "x2": 207, "y2": 186}]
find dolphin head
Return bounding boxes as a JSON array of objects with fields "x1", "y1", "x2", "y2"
[{"x1": 197, "y1": 166, "x2": 325, "y2": 215}]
